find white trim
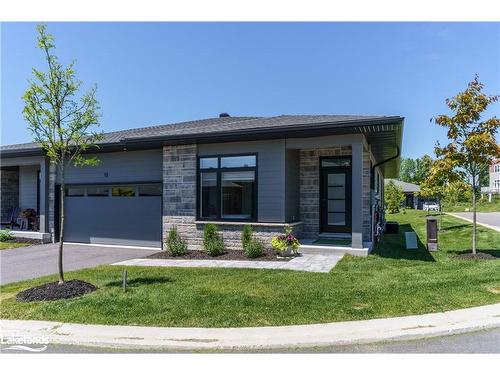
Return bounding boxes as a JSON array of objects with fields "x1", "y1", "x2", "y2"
[{"x1": 63, "y1": 242, "x2": 161, "y2": 250}]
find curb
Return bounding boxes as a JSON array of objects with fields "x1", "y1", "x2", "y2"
[{"x1": 1, "y1": 304, "x2": 499, "y2": 350}]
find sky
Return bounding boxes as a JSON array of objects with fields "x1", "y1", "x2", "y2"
[{"x1": 1, "y1": 22, "x2": 499, "y2": 158}]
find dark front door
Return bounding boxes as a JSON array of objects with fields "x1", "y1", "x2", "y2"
[{"x1": 320, "y1": 157, "x2": 352, "y2": 233}]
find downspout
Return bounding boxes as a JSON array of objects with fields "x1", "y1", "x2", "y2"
[
  {"x1": 370, "y1": 146, "x2": 400, "y2": 245},
  {"x1": 370, "y1": 146, "x2": 400, "y2": 189}
]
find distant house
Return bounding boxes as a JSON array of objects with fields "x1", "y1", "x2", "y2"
[
  {"x1": 481, "y1": 157, "x2": 500, "y2": 201},
  {"x1": 384, "y1": 179, "x2": 421, "y2": 209}
]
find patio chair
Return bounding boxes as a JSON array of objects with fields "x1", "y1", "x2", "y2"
[{"x1": 0, "y1": 207, "x2": 21, "y2": 230}]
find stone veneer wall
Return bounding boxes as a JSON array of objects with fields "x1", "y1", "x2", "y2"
[
  {"x1": 299, "y1": 145, "x2": 372, "y2": 241},
  {"x1": 0, "y1": 169, "x2": 19, "y2": 222},
  {"x1": 162, "y1": 144, "x2": 301, "y2": 251}
]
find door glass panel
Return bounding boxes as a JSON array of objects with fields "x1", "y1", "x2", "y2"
[
  {"x1": 328, "y1": 200, "x2": 345, "y2": 211},
  {"x1": 322, "y1": 158, "x2": 351, "y2": 167},
  {"x1": 328, "y1": 186, "x2": 345, "y2": 199},
  {"x1": 328, "y1": 213, "x2": 345, "y2": 225},
  {"x1": 328, "y1": 173, "x2": 344, "y2": 185}
]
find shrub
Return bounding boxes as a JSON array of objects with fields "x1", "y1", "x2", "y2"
[
  {"x1": 165, "y1": 226, "x2": 187, "y2": 256},
  {"x1": 241, "y1": 224, "x2": 253, "y2": 249},
  {"x1": 385, "y1": 180, "x2": 405, "y2": 213},
  {"x1": 0, "y1": 230, "x2": 13, "y2": 242},
  {"x1": 245, "y1": 240, "x2": 264, "y2": 258},
  {"x1": 241, "y1": 225, "x2": 264, "y2": 258},
  {"x1": 203, "y1": 223, "x2": 224, "y2": 256}
]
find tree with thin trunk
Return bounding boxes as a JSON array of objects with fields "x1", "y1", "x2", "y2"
[
  {"x1": 22, "y1": 25, "x2": 103, "y2": 284},
  {"x1": 429, "y1": 75, "x2": 500, "y2": 254}
]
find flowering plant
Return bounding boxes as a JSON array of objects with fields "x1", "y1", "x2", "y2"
[{"x1": 271, "y1": 225, "x2": 300, "y2": 254}]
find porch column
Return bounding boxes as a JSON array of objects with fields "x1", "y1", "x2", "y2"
[
  {"x1": 38, "y1": 160, "x2": 47, "y2": 233},
  {"x1": 351, "y1": 142, "x2": 363, "y2": 249}
]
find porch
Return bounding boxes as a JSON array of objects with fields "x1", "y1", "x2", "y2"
[{"x1": 0, "y1": 156, "x2": 52, "y2": 243}]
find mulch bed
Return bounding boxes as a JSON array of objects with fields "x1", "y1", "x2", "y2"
[
  {"x1": 16, "y1": 280, "x2": 98, "y2": 302},
  {"x1": 7, "y1": 238, "x2": 41, "y2": 245},
  {"x1": 454, "y1": 252, "x2": 498, "y2": 261},
  {"x1": 146, "y1": 250, "x2": 293, "y2": 262}
]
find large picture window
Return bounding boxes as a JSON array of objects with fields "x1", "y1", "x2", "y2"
[{"x1": 198, "y1": 154, "x2": 257, "y2": 220}]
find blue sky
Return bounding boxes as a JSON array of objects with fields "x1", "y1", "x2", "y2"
[{"x1": 1, "y1": 22, "x2": 499, "y2": 158}]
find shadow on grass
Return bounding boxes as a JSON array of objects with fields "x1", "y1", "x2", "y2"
[
  {"x1": 440, "y1": 223, "x2": 470, "y2": 231},
  {"x1": 372, "y1": 224, "x2": 435, "y2": 262},
  {"x1": 452, "y1": 249, "x2": 500, "y2": 258},
  {"x1": 105, "y1": 277, "x2": 173, "y2": 287}
]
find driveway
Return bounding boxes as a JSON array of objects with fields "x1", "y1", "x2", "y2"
[
  {"x1": 448, "y1": 212, "x2": 500, "y2": 232},
  {"x1": 0, "y1": 243, "x2": 158, "y2": 285}
]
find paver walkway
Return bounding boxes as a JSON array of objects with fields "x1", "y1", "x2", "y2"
[{"x1": 112, "y1": 253, "x2": 344, "y2": 273}]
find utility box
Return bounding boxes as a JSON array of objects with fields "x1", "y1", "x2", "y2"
[
  {"x1": 426, "y1": 216, "x2": 438, "y2": 251},
  {"x1": 385, "y1": 221, "x2": 399, "y2": 234}
]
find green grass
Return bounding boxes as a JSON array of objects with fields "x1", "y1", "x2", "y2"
[
  {"x1": 0, "y1": 242, "x2": 31, "y2": 250},
  {"x1": 444, "y1": 195, "x2": 500, "y2": 212},
  {"x1": 0, "y1": 210, "x2": 499, "y2": 328}
]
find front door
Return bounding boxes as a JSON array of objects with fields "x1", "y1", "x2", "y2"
[{"x1": 320, "y1": 157, "x2": 352, "y2": 233}]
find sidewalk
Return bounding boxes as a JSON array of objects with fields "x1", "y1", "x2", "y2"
[{"x1": 2, "y1": 303, "x2": 499, "y2": 350}]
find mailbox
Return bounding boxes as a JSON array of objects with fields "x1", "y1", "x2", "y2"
[{"x1": 426, "y1": 216, "x2": 438, "y2": 251}]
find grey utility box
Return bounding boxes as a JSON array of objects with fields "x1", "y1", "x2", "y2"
[{"x1": 426, "y1": 216, "x2": 438, "y2": 251}]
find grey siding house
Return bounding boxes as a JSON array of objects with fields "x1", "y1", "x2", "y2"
[{"x1": 0, "y1": 114, "x2": 403, "y2": 254}]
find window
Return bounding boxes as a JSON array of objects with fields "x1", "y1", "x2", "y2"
[
  {"x1": 66, "y1": 187, "x2": 85, "y2": 197},
  {"x1": 495, "y1": 165, "x2": 500, "y2": 173},
  {"x1": 112, "y1": 186, "x2": 136, "y2": 197},
  {"x1": 198, "y1": 155, "x2": 257, "y2": 220},
  {"x1": 87, "y1": 186, "x2": 110, "y2": 197},
  {"x1": 138, "y1": 184, "x2": 162, "y2": 196},
  {"x1": 495, "y1": 180, "x2": 500, "y2": 189}
]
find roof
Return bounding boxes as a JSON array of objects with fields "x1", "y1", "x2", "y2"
[
  {"x1": 385, "y1": 179, "x2": 420, "y2": 193},
  {"x1": 1, "y1": 114, "x2": 404, "y2": 176}
]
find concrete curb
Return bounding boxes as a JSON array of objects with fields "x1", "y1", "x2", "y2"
[
  {"x1": 446, "y1": 212, "x2": 500, "y2": 232},
  {"x1": 1, "y1": 304, "x2": 499, "y2": 350}
]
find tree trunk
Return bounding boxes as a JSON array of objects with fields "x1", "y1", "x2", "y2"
[
  {"x1": 471, "y1": 176, "x2": 477, "y2": 255},
  {"x1": 58, "y1": 164, "x2": 65, "y2": 284}
]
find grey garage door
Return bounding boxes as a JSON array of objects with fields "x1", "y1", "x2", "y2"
[{"x1": 64, "y1": 184, "x2": 162, "y2": 248}]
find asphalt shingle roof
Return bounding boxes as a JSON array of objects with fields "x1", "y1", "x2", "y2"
[{"x1": 1, "y1": 114, "x2": 401, "y2": 153}]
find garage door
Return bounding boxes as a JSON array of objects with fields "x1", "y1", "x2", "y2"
[{"x1": 63, "y1": 183, "x2": 162, "y2": 248}]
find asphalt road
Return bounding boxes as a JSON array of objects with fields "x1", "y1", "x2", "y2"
[
  {"x1": 1, "y1": 328, "x2": 499, "y2": 353},
  {"x1": 449, "y1": 212, "x2": 500, "y2": 232},
  {"x1": 0, "y1": 243, "x2": 158, "y2": 285}
]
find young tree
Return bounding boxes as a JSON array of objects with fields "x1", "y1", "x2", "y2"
[
  {"x1": 385, "y1": 180, "x2": 405, "y2": 214},
  {"x1": 22, "y1": 25, "x2": 102, "y2": 283},
  {"x1": 430, "y1": 75, "x2": 500, "y2": 254}
]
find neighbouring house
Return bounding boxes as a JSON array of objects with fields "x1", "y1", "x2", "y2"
[
  {"x1": 0, "y1": 114, "x2": 403, "y2": 255},
  {"x1": 481, "y1": 157, "x2": 500, "y2": 202},
  {"x1": 384, "y1": 179, "x2": 422, "y2": 209}
]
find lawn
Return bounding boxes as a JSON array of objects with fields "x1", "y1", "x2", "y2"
[
  {"x1": 0, "y1": 210, "x2": 499, "y2": 328},
  {"x1": 443, "y1": 195, "x2": 500, "y2": 212},
  {"x1": 0, "y1": 242, "x2": 31, "y2": 250}
]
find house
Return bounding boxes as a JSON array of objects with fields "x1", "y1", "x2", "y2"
[
  {"x1": 481, "y1": 157, "x2": 500, "y2": 202},
  {"x1": 384, "y1": 179, "x2": 421, "y2": 209},
  {"x1": 0, "y1": 114, "x2": 403, "y2": 255}
]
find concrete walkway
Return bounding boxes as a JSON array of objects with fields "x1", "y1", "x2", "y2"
[
  {"x1": 112, "y1": 253, "x2": 344, "y2": 273},
  {"x1": 447, "y1": 212, "x2": 500, "y2": 232},
  {"x1": 2, "y1": 303, "x2": 498, "y2": 350}
]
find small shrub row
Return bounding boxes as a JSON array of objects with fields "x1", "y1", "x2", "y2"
[{"x1": 164, "y1": 224, "x2": 265, "y2": 258}]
